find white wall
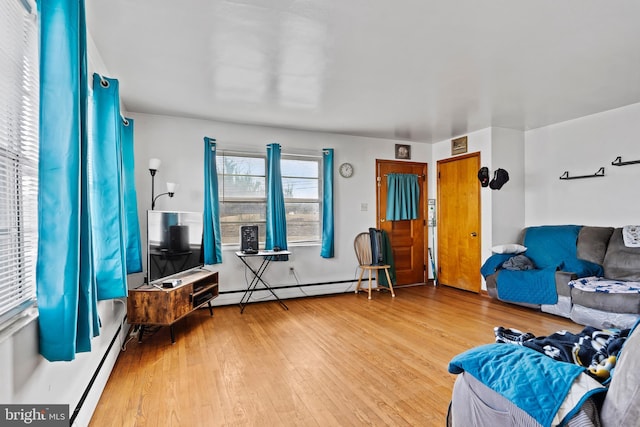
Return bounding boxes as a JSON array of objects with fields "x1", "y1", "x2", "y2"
[
  {"x1": 130, "y1": 112, "x2": 432, "y2": 302},
  {"x1": 491, "y1": 127, "x2": 525, "y2": 245},
  {"x1": 0, "y1": 302, "x2": 127, "y2": 426},
  {"x1": 525, "y1": 102, "x2": 640, "y2": 227}
]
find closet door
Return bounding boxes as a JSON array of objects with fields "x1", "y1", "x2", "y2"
[{"x1": 437, "y1": 153, "x2": 481, "y2": 293}]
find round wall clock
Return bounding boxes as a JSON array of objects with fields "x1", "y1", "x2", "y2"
[{"x1": 339, "y1": 162, "x2": 354, "y2": 178}]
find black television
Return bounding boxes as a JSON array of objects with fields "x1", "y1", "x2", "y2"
[{"x1": 147, "y1": 210, "x2": 204, "y2": 283}]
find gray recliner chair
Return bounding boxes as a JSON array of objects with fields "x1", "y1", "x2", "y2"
[{"x1": 447, "y1": 321, "x2": 640, "y2": 426}]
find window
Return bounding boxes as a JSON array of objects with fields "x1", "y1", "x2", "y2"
[
  {"x1": 217, "y1": 152, "x2": 321, "y2": 245},
  {"x1": 0, "y1": 0, "x2": 39, "y2": 324},
  {"x1": 281, "y1": 157, "x2": 320, "y2": 242}
]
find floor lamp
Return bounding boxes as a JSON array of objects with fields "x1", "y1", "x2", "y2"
[{"x1": 149, "y1": 158, "x2": 177, "y2": 209}]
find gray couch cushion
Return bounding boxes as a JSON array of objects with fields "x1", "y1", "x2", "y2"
[
  {"x1": 554, "y1": 271, "x2": 575, "y2": 297},
  {"x1": 576, "y1": 226, "x2": 614, "y2": 265},
  {"x1": 603, "y1": 228, "x2": 640, "y2": 281},
  {"x1": 571, "y1": 287, "x2": 640, "y2": 314},
  {"x1": 601, "y1": 322, "x2": 640, "y2": 427},
  {"x1": 450, "y1": 372, "x2": 540, "y2": 427}
]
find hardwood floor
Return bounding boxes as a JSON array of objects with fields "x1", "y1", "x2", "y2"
[{"x1": 91, "y1": 285, "x2": 579, "y2": 427}]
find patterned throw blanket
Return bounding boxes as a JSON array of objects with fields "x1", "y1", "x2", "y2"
[
  {"x1": 623, "y1": 225, "x2": 640, "y2": 247},
  {"x1": 494, "y1": 326, "x2": 630, "y2": 382},
  {"x1": 569, "y1": 276, "x2": 640, "y2": 294}
]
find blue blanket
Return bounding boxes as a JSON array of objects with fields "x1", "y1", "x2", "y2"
[
  {"x1": 497, "y1": 267, "x2": 558, "y2": 304},
  {"x1": 480, "y1": 253, "x2": 513, "y2": 278},
  {"x1": 524, "y1": 225, "x2": 603, "y2": 275},
  {"x1": 524, "y1": 225, "x2": 582, "y2": 268},
  {"x1": 449, "y1": 344, "x2": 605, "y2": 426},
  {"x1": 481, "y1": 225, "x2": 604, "y2": 304}
]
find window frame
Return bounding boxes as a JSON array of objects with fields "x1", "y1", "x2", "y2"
[
  {"x1": 217, "y1": 150, "x2": 323, "y2": 247},
  {"x1": 280, "y1": 154, "x2": 323, "y2": 245}
]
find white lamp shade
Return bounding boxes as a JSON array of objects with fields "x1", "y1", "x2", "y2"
[
  {"x1": 166, "y1": 182, "x2": 177, "y2": 193},
  {"x1": 148, "y1": 158, "x2": 161, "y2": 171}
]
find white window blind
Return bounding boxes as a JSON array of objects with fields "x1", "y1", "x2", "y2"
[{"x1": 0, "y1": 0, "x2": 39, "y2": 324}]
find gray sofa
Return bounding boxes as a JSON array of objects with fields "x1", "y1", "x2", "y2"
[{"x1": 484, "y1": 225, "x2": 640, "y2": 329}]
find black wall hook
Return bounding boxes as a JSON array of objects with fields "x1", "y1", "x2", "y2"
[
  {"x1": 559, "y1": 167, "x2": 605, "y2": 180},
  {"x1": 611, "y1": 156, "x2": 640, "y2": 166}
]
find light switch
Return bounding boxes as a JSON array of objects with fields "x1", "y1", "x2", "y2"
[{"x1": 360, "y1": 203, "x2": 368, "y2": 211}]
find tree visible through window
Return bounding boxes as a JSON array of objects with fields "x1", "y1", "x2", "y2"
[{"x1": 217, "y1": 152, "x2": 321, "y2": 245}]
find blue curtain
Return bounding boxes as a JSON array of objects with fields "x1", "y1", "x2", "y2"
[
  {"x1": 386, "y1": 173, "x2": 420, "y2": 221},
  {"x1": 266, "y1": 143, "x2": 288, "y2": 260},
  {"x1": 203, "y1": 137, "x2": 222, "y2": 264},
  {"x1": 320, "y1": 149, "x2": 334, "y2": 258},
  {"x1": 90, "y1": 74, "x2": 128, "y2": 300},
  {"x1": 37, "y1": 0, "x2": 97, "y2": 361},
  {"x1": 120, "y1": 117, "x2": 143, "y2": 273}
]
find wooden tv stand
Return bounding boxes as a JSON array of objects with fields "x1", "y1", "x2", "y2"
[{"x1": 127, "y1": 269, "x2": 219, "y2": 343}]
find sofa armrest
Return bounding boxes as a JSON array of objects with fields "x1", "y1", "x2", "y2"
[
  {"x1": 554, "y1": 271, "x2": 577, "y2": 297},
  {"x1": 485, "y1": 273, "x2": 498, "y2": 299},
  {"x1": 485, "y1": 271, "x2": 541, "y2": 309}
]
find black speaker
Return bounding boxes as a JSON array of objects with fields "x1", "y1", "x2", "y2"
[
  {"x1": 169, "y1": 225, "x2": 189, "y2": 252},
  {"x1": 240, "y1": 225, "x2": 259, "y2": 254}
]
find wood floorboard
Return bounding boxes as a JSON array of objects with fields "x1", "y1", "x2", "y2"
[{"x1": 91, "y1": 285, "x2": 579, "y2": 427}]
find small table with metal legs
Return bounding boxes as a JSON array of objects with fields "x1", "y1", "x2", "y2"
[{"x1": 235, "y1": 250, "x2": 291, "y2": 313}]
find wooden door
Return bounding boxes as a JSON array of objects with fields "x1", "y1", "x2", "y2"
[
  {"x1": 376, "y1": 160, "x2": 427, "y2": 286},
  {"x1": 437, "y1": 153, "x2": 481, "y2": 292}
]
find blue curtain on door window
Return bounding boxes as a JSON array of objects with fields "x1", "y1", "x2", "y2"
[
  {"x1": 203, "y1": 137, "x2": 222, "y2": 264},
  {"x1": 386, "y1": 173, "x2": 420, "y2": 221},
  {"x1": 320, "y1": 149, "x2": 334, "y2": 258},
  {"x1": 120, "y1": 117, "x2": 143, "y2": 273},
  {"x1": 90, "y1": 74, "x2": 128, "y2": 301},
  {"x1": 37, "y1": 0, "x2": 98, "y2": 361},
  {"x1": 266, "y1": 143, "x2": 288, "y2": 260}
]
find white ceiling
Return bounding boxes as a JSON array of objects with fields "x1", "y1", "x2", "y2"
[{"x1": 86, "y1": 0, "x2": 640, "y2": 143}]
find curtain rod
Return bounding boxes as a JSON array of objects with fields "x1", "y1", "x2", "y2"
[
  {"x1": 383, "y1": 173, "x2": 425, "y2": 178},
  {"x1": 219, "y1": 149, "x2": 323, "y2": 159}
]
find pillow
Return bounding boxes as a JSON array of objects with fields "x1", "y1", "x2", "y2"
[{"x1": 492, "y1": 244, "x2": 527, "y2": 254}]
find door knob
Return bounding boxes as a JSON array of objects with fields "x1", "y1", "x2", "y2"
[{"x1": 470, "y1": 232, "x2": 477, "y2": 237}]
